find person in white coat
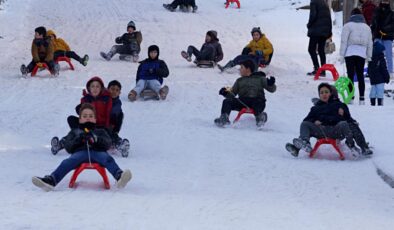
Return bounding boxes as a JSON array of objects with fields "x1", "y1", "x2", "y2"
[{"x1": 340, "y1": 8, "x2": 373, "y2": 105}]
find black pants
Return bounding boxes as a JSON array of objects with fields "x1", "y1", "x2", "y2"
[
  {"x1": 345, "y1": 55, "x2": 365, "y2": 98},
  {"x1": 26, "y1": 59, "x2": 55, "y2": 72},
  {"x1": 54, "y1": 50, "x2": 82, "y2": 63},
  {"x1": 187, "y1": 45, "x2": 215, "y2": 61},
  {"x1": 170, "y1": 0, "x2": 196, "y2": 7},
  {"x1": 111, "y1": 44, "x2": 140, "y2": 56},
  {"x1": 308, "y1": 36, "x2": 326, "y2": 68},
  {"x1": 348, "y1": 120, "x2": 368, "y2": 150},
  {"x1": 221, "y1": 97, "x2": 266, "y2": 115}
]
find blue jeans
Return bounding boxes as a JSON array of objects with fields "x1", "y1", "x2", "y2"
[
  {"x1": 370, "y1": 83, "x2": 385, "y2": 99},
  {"x1": 50, "y1": 150, "x2": 122, "y2": 185},
  {"x1": 375, "y1": 39, "x2": 393, "y2": 73},
  {"x1": 133, "y1": 79, "x2": 161, "y2": 95}
]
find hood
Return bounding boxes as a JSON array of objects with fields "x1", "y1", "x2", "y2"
[
  {"x1": 373, "y1": 41, "x2": 385, "y2": 57},
  {"x1": 148, "y1": 45, "x2": 160, "y2": 60},
  {"x1": 86, "y1": 76, "x2": 105, "y2": 92},
  {"x1": 207, "y1": 30, "x2": 219, "y2": 42},
  {"x1": 47, "y1": 29, "x2": 56, "y2": 38}
]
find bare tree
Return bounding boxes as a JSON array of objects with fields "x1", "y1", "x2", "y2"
[{"x1": 343, "y1": 0, "x2": 358, "y2": 24}]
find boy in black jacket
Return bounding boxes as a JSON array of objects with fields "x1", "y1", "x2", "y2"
[
  {"x1": 33, "y1": 103, "x2": 132, "y2": 191},
  {"x1": 100, "y1": 21, "x2": 143, "y2": 62}
]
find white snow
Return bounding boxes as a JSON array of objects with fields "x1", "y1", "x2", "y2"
[{"x1": 0, "y1": 0, "x2": 393, "y2": 229}]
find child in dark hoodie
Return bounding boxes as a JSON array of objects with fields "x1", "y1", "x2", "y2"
[
  {"x1": 128, "y1": 45, "x2": 170, "y2": 101},
  {"x1": 181, "y1": 30, "x2": 224, "y2": 64},
  {"x1": 368, "y1": 41, "x2": 390, "y2": 106}
]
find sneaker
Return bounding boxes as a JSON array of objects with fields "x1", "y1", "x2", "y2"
[
  {"x1": 286, "y1": 143, "x2": 300, "y2": 157},
  {"x1": 214, "y1": 113, "x2": 230, "y2": 127},
  {"x1": 119, "y1": 55, "x2": 132, "y2": 61},
  {"x1": 217, "y1": 64, "x2": 225, "y2": 72},
  {"x1": 181, "y1": 51, "x2": 192, "y2": 62},
  {"x1": 128, "y1": 90, "x2": 137, "y2": 102},
  {"x1": 346, "y1": 140, "x2": 361, "y2": 155},
  {"x1": 192, "y1": 5, "x2": 198, "y2": 13},
  {"x1": 159, "y1": 85, "x2": 169, "y2": 100},
  {"x1": 32, "y1": 176, "x2": 55, "y2": 191},
  {"x1": 163, "y1": 4, "x2": 176, "y2": 12},
  {"x1": 20, "y1": 64, "x2": 28, "y2": 76},
  {"x1": 81, "y1": 55, "x2": 89, "y2": 66},
  {"x1": 118, "y1": 139, "x2": 130, "y2": 158},
  {"x1": 293, "y1": 138, "x2": 312, "y2": 153},
  {"x1": 256, "y1": 112, "x2": 268, "y2": 127},
  {"x1": 361, "y1": 147, "x2": 373, "y2": 156},
  {"x1": 116, "y1": 170, "x2": 132, "y2": 189},
  {"x1": 51, "y1": 137, "x2": 64, "y2": 155},
  {"x1": 100, "y1": 51, "x2": 111, "y2": 61}
]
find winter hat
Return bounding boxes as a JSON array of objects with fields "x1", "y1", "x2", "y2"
[
  {"x1": 206, "y1": 30, "x2": 219, "y2": 41},
  {"x1": 318, "y1": 83, "x2": 333, "y2": 94},
  {"x1": 86, "y1": 76, "x2": 105, "y2": 91},
  {"x1": 240, "y1": 59, "x2": 256, "y2": 72},
  {"x1": 148, "y1": 45, "x2": 160, "y2": 59},
  {"x1": 127, "y1": 20, "x2": 136, "y2": 30},
  {"x1": 251, "y1": 27, "x2": 262, "y2": 36},
  {"x1": 46, "y1": 30, "x2": 56, "y2": 38},
  {"x1": 35, "y1": 26, "x2": 47, "y2": 37},
  {"x1": 108, "y1": 80, "x2": 122, "y2": 90}
]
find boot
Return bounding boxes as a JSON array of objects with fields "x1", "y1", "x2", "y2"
[
  {"x1": 128, "y1": 90, "x2": 137, "y2": 102},
  {"x1": 255, "y1": 112, "x2": 268, "y2": 127},
  {"x1": 214, "y1": 113, "x2": 230, "y2": 127},
  {"x1": 159, "y1": 85, "x2": 169, "y2": 100},
  {"x1": 192, "y1": 5, "x2": 198, "y2": 13},
  {"x1": 51, "y1": 137, "x2": 64, "y2": 155},
  {"x1": 181, "y1": 51, "x2": 192, "y2": 62},
  {"x1": 163, "y1": 4, "x2": 176, "y2": 12},
  {"x1": 80, "y1": 54, "x2": 89, "y2": 66},
  {"x1": 346, "y1": 140, "x2": 361, "y2": 155},
  {"x1": 377, "y1": 98, "x2": 383, "y2": 106},
  {"x1": 20, "y1": 64, "x2": 29, "y2": 76},
  {"x1": 218, "y1": 60, "x2": 235, "y2": 72},
  {"x1": 52, "y1": 63, "x2": 60, "y2": 76},
  {"x1": 306, "y1": 66, "x2": 319, "y2": 76},
  {"x1": 370, "y1": 98, "x2": 376, "y2": 106},
  {"x1": 293, "y1": 138, "x2": 312, "y2": 153}
]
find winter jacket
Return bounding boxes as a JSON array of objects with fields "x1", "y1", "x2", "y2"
[
  {"x1": 77, "y1": 90, "x2": 112, "y2": 128},
  {"x1": 46, "y1": 30, "x2": 71, "y2": 52},
  {"x1": 136, "y1": 52, "x2": 169, "y2": 84},
  {"x1": 245, "y1": 35, "x2": 273, "y2": 62},
  {"x1": 340, "y1": 14, "x2": 373, "y2": 60},
  {"x1": 200, "y1": 41, "x2": 224, "y2": 63},
  {"x1": 307, "y1": 0, "x2": 332, "y2": 38},
  {"x1": 303, "y1": 97, "x2": 346, "y2": 126},
  {"x1": 368, "y1": 41, "x2": 390, "y2": 85},
  {"x1": 110, "y1": 96, "x2": 124, "y2": 133},
  {"x1": 371, "y1": 4, "x2": 394, "y2": 40},
  {"x1": 31, "y1": 37, "x2": 54, "y2": 62},
  {"x1": 115, "y1": 31, "x2": 143, "y2": 47},
  {"x1": 63, "y1": 125, "x2": 112, "y2": 154},
  {"x1": 230, "y1": 71, "x2": 276, "y2": 100},
  {"x1": 361, "y1": 0, "x2": 377, "y2": 26}
]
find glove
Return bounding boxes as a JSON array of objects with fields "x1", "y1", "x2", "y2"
[
  {"x1": 83, "y1": 130, "x2": 97, "y2": 145},
  {"x1": 36, "y1": 63, "x2": 43, "y2": 68},
  {"x1": 148, "y1": 68, "x2": 155, "y2": 74},
  {"x1": 267, "y1": 76, "x2": 275, "y2": 86},
  {"x1": 255, "y1": 50, "x2": 263, "y2": 57},
  {"x1": 219, "y1": 87, "x2": 228, "y2": 96}
]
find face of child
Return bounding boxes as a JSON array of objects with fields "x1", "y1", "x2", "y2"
[
  {"x1": 127, "y1": 27, "x2": 135, "y2": 33},
  {"x1": 205, "y1": 35, "x2": 212, "y2": 43},
  {"x1": 240, "y1": 65, "x2": 251, "y2": 77},
  {"x1": 149, "y1": 50, "x2": 158, "y2": 59},
  {"x1": 252, "y1": 32, "x2": 261, "y2": 42},
  {"x1": 319, "y1": 87, "x2": 332, "y2": 103},
  {"x1": 79, "y1": 108, "x2": 96, "y2": 124},
  {"x1": 35, "y1": 32, "x2": 43, "y2": 39},
  {"x1": 89, "y1": 81, "x2": 102, "y2": 97},
  {"x1": 108, "y1": 85, "x2": 121, "y2": 98}
]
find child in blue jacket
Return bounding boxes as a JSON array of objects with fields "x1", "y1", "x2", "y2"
[{"x1": 368, "y1": 41, "x2": 390, "y2": 106}]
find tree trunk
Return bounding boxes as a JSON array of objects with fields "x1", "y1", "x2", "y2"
[{"x1": 343, "y1": 0, "x2": 357, "y2": 25}]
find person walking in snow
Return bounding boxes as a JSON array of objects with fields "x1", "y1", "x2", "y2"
[
  {"x1": 163, "y1": 0, "x2": 198, "y2": 12},
  {"x1": 368, "y1": 41, "x2": 390, "y2": 106},
  {"x1": 359, "y1": 0, "x2": 377, "y2": 26},
  {"x1": 218, "y1": 27, "x2": 273, "y2": 72},
  {"x1": 20, "y1": 26, "x2": 60, "y2": 76},
  {"x1": 306, "y1": 0, "x2": 332, "y2": 76},
  {"x1": 47, "y1": 29, "x2": 89, "y2": 66},
  {"x1": 33, "y1": 103, "x2": 132, "y2": 191},
  {"x1": 128, "y1": 45, "x2": 170, "y2": 101},
  {"x1": 371, "y1": 0, "x2": 394, "y2": 74},
  {"x1": 340, "y1": 8, "x2": 373, "y2": 105},
  {"x1": 100, "y1": 21, "x2": 143, "y2": 62},
  {"x1": 214, "y1": 59, "x2": 276, "y2": 128},
  {"x1": 181, "y1": 30, "x2": 224, "y2": 65}
]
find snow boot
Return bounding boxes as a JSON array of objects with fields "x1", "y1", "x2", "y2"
[
  {"x1": 52, "y1": 63, "x2": 60, "y2": 76},
  {"x1": 51, "y1": 137, "x2": 64, "y2": 155},
  {"x1": 132, "y1": 53, "x2": 139, "y2": 63},
  {"x1": 20, "y1": 64, "x2": 29, "y2": 76},
  {"x1": 256, "y1": 112, "x2": 268, "y2": 127},
  {"x1": 159, "y1": 85, "x2": 169, "y2": 100},
  {"x1": 214, "y1": 113, "x2": 230, "y2": 127},
  {"x1": 163, "y1": 4, "x2": 176, "y2": 12},
  {"x1": 32, "y1": 175, "x2": 55, "y2": 192},
  {"x1": 286, "y1": 143, "x2": 300, "y2": 157},
  {"x1": 100, "y1": 50, "x2": 114, "y2": 61},
  {"x1": 293, "y1": 138, "x2": 312, "y2": 153},
  {"x1": 361, "y1": 147, "x2": 373, "y2": 156},
  {"x1": 118, "y1": 138, "x2": 130, "y2": 158},
  {"x1": 192, "y1": 5, "x2": 198, "y2": 13},
  {"x1": 346, "y1": 140, "x2": 361, "y2": 155},
  {"x1": 119, "y1": 55, "x2": 132, "y2": 61},
  {"x1": 218, "y1": 60, "x2": 235, "y2": 72},
  {"x1": 116, "y1": 169, "x2": 132, "y2": 189},
  {"x1": 80, "y1": 54, "x2": 89, "y2": 66},
  {"x1": 181, "y1": 51, "x2": 192, "y2": 62},
  {"x1": 128, "y1": 90, "x2": 137, "y2": 102}
]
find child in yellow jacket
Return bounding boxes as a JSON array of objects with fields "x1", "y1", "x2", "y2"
[{"x1": 47, "y1": 30, "x2": 89, "y2": 66}]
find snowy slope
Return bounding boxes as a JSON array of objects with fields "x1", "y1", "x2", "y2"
[{"x1": 0, "y1": 0, "x2": 393, "y2": 229}]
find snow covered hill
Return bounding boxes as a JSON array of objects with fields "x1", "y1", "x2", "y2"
[{"x1": 0, "y1": 0, "x2": 393, "y2": 229}]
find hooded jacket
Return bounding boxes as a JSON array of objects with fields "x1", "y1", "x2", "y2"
[
  {"x1": 136, "y1": 45, "x2": 169, "y2": 84},
  {"x1": 200, "y1": 30, "x2": 224, "y2": 62},
  {"x1": 368, "y1": 41, "x2": 390, "y2": 85},
  {"x1": 303, "y1": 97, "x2": 346, "y2": 126},
  {"x1": 46, "y1": 30, "x2": 71, "y2": 52},
  {"x1": 230, "y1": 71, "x2": 276, "y2": 100},
  {"x1": 245, "y1": 34, "x2": 273, "y2": 62},
  {"x1": 307, "y1": 0, "x2": 332, "y2": 38}
]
